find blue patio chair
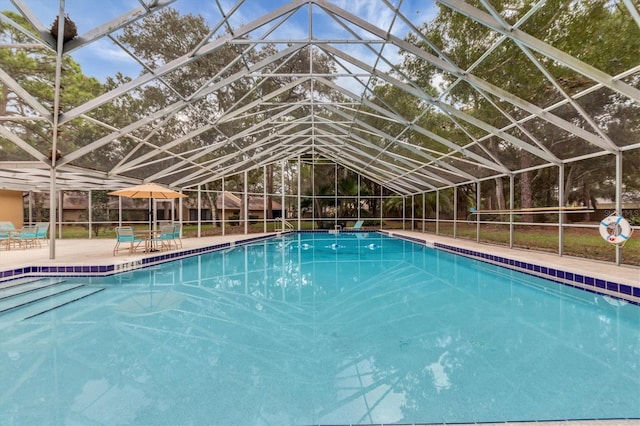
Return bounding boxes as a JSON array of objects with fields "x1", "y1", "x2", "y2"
[
  {"x1": 0, "y1": 222, "x2": 15, "y2": 231},
  {"x1": 0, "y1": 225, "x2": 12, "y2": 250},
  {"x1": 113, "y1": 226, "x2": 146, "y2": 256},
  {"x1": 171, "y1": 223, "x2": 182, "y2": 249},
  {"x1": 14, "y1": 225, "x2": 37, "y2": 249},
  {"x1": 34, "y1": 222, "x2": 49, "y2": 247},
  {"x1": 150, "y1": 225, "x2": 176, "y2": 251}
]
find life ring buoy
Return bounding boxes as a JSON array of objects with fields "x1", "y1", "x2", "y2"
[{"x1": 599, "y1": 214, "x2": 632, "y2": 244}]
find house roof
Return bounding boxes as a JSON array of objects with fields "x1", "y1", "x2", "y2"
[{"x1": 215, "y1": 192, "x2": 282, "y2": 211}]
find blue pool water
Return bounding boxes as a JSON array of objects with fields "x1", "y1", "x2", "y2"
[{"x1": 0, "y1": 232, "x2": 639, "y2": 425}]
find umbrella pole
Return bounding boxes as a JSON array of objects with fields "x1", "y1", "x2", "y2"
[{"x1": 148, "y1": 197, "x2": 156, "y2": 252}]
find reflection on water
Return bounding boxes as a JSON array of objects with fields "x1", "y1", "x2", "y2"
[{"x1": 0, "y1": 233, "x2": 638, "y2": 425}]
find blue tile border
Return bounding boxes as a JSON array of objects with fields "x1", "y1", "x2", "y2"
[{"x1": 386, "y1": 232, "x2": 639, "y2": 306}]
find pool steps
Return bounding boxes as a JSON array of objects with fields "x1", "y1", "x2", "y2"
[{"x1": 0, "y1": 278, "x2": 104, "y2": 324}]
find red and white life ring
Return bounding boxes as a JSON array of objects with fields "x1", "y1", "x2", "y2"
[{"x1": 599, "y1": 214, "x2": 632, "y2": 244}]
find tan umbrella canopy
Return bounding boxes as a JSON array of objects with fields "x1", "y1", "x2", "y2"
[
  {"x1": 109, "y1": 183, "x2": 187, "y2": 237},
  {"x1": 108, "y1": 182, "x2": 187, "y2": 199}
]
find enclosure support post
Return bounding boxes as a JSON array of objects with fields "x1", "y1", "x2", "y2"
[
  {"x1": 453, "y1": 186, "x2": 458, "y2": 238},
  {"x1": 48, "y1": 0, "x2": 65, "y2": 260},
  {"x1": 476, "y1": 181, "x2": 481, "y2": 243},
  {"x1": 88, "y1": 190, "x2": 93, "y2": 239},
  {"x1": 558, "y1": 164, "x2": 565, "y2": 256},
  {"x1": 222, "y1": 177, "x2": 226, "y2": 236},
  {"x1": 263, "y1": 165, "x2": 267, "y2": 233},
  {"x1": 49, "y1": 168, "x2": 56, "y2": 259},
  {"x1": 380, "y1": 184, "x2": 383, "y2": 230},
  {"x1": 297, "y1": 157, "x2": 301, "y2": 231},
  {"x1": 197, "y1": 185, "x2": 201, "y2": 238},
  {"x1": 334, "y1": 162, "x2": 338, "y2": 230},
  {"x1": 402, "y1": 196, "x2": 406, "y2": 230},
  {"x1": 436, "y1": 190, "x2": 439, "y2": 235},
  {"x1": 28, "y1": 191, "x2": 32, "y2": 225},
  {"x1": 357, "y1": 173, "x2": 361, "y2": 221},
  {"x1": 509, "y1": 175, "x2": 514, "y2": 249},
  {"x1": 616, "y1": 151, "x2": 623, "y2": 266},
  {"x1": 58, "y1": 190, "x2": 63, "y2": 241},
  {"x1": 422, "y1": 192, "x2": 427, "y2": 232},
  {"x1": 413, "y1": 195, "x2": 416, "y2": 231},
  {"x1": 312, "y1": 160, "x2": 315, "y2": 230},
  {"x1": 244, "y1": 170, "x2": 248, "y2": 235},
  {"x1": 281, "y1": 160, "x2": 286, "y2": 229}
]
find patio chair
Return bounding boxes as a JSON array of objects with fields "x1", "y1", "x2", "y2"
[
  {"x1": 171, "y1": 223, "x2": 183, "y2": 249},
  {"x1": 0, "y1": 226, "x2": 11, "y2": 250},
  {"x1": 34, "y1": 222, "x2": 49, "y2": 247},
  {"x1": 113, "y1": 226, "x2": 146, "y2": 256},
  {"x1": 14, "y1": 225, "x2": 38, "y2": 249},
  {"x1": 150, "y1": 225, "x2": 176, "y2": 251},
  {"x1": 0, "y1": 221, "x2": 15, "y2": 230},
  {"x1": 346, "y1": 220, "x2": 364, "y2": 230}
]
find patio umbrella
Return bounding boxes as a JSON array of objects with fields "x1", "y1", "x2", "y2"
[
  {"x1": 108, "y1": 182, "x2": 187, "y2": 200},
  {"x1": 109, "y1": 183, "x2": 187, "y2": 241}
]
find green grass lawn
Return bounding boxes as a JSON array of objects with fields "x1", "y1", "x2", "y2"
[{"x1": 443, "y1": 223, "x2": 639, "y2": 265}]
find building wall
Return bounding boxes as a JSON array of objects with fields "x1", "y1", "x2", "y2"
[{"x1": 0, "y1": 189, "x2": 23, "y2": 228}]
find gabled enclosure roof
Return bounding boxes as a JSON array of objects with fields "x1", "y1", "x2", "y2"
[{"x1": 0, "y1": 0, "x2": 639, "y2": 194}]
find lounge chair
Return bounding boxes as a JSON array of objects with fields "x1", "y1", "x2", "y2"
[
  {"x1": 113, "y1": 226, "x2": 146, "y2": 255},
  {"x1": 346, "y1": 220, "x2": 364, "y2": 230}
]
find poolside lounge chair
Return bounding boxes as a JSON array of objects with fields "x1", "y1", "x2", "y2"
[
  {"x1": 113, "y1": 226, "x2": 146, "y2": 256},
  {"x1": 346, "y1": 220, "x2": 364, "y2": 230}
]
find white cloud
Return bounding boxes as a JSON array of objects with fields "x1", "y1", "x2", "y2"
[{"x1": 71, "y1": 39, "x2": 142, "y2": 81}]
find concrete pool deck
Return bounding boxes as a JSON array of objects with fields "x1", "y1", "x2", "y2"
[{"x1": 0, "y1": 233, "x2": 273, "y2": 272}]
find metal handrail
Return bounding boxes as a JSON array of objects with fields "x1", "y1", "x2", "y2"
[{"x1": 277, "y1": 218, "x2": 293, "y2": 231}]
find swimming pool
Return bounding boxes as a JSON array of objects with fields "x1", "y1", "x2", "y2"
[{"x1": 0, "y1": 232, "x2": 638, "y2": 424}]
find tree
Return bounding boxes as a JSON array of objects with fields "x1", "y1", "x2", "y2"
[
  {"x1": 1, "y1": 11, "x2": 103, "y2": 159},
  {"x1": 84, "y1": 190, "x2": 109, "y2": 236},
  {"x1": 1, "y1": 10, "x2": 103, "y2": 221},
  {"x1": 116, "y1": 8, "x2": 337, "y2": 230},
  {"x1": 400, "y1": 0, "x2": 640, "y2": 221}
]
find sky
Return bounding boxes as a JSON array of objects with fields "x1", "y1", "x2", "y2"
[{"x1": 0, "y1": 0, "x2": 438, "y2": 84}]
